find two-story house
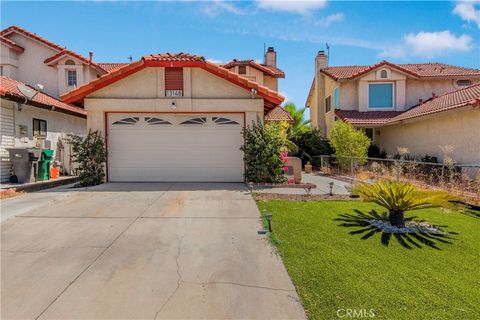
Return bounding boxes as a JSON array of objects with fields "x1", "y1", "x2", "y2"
[
  {"x1": 0, "y1": 26, "x2": 95, "y2": 182},
  {"x1": 306, "y1": 51, "x2": 480, "y2": 164}
]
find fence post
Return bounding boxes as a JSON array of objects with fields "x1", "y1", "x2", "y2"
[
  {"x1": 395, "y1": 160, "x2": 400, "y2": 182},
  {"x1": 350, "y1": 158, "x2": 354, "y2": 176},
  {"x1": 320, "y1": 155, "x2": 324, "y2": 169}
]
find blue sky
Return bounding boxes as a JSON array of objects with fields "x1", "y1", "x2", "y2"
[{"x1": 2, "y1": 1, "x2": 479, "y2": 107}]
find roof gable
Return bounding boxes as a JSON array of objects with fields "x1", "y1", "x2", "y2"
[
  {"x1": 44, "y1": 49, "x2": 106, "y2": 74},
  {"x1": 1, "y1": 25, "x2": 64, "y2": 51},
  {"x1": 0, "y1": 36, "x2": 24, "y2": 53},
  {"x1": 61, "y1": 53, "x2": 284, "y2": 107},
  {"x1": 223, "y1": 59, "x2": 285, "y2": 78},
  {"x1": 321, "y1": 61, "x2": 480, "y2": 81}
]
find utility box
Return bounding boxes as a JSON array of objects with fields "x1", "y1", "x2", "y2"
[
  {"x1": 38, "y1": 149, "x2": 54, "y2": 181},
  {"x1": 7, "y1": 148, "x2": 41, "y2": 184}
]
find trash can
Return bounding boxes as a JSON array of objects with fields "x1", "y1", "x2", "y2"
[
  {"x1": 38, "y1": 149, "x2": 54, "y2": 181},
  {"x1": 7, "y1": 148, "x2": 41, "y2": 184}
]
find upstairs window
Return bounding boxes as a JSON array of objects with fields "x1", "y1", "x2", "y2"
[
  {"x1": 65, "y1": 59, "x2": 75, "y2": 65},
  {"x1": 456, "y1": 79, "x2": 472, "y2": 87},
  {"x1": 325, "y1": 96, "x2": 332, "y2": 113},
  {"x1": 380, "y1": 70, "x2": 388, "y2": 79},
  {"x1": 67, "y1": 70, "x2": 77, "y2": 87},
  {"x1": 368, "y1": 83, "x2": 393, "y2": 109},
  {"x1": 165, "y1": 68, "x2": 183, "y2": 97},
  {"x1": 238, "y1": 65, "x2": 247, "y2": 75},
  {"x1": 333, "y1": 87, "x2": 339, "y2": 109}
]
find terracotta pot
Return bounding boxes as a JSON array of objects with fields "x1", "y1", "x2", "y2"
[{"x1": 304, "y1": 163, "x2": 312, "y2": 174}]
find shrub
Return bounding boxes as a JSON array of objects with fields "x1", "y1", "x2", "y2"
[
  {"x1": 67, "y1": 130, "x2": 107, "y2": 187},
  {"x1": 329, "y1": 121, "x2": 370, "y2": 168},
  {"x1": 241, "y1": 121, "x2": 287, "y2": 183},
  {"x1": 368, "y1": 144, "x2": 387, "y2": 159},
  {"x1": 289, "y1": 128, "x2": 332, "y2": 167}
]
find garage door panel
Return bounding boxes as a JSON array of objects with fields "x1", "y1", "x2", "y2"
[{"x1": 108, "y1": 113, "x2": 244, "y2": 182}]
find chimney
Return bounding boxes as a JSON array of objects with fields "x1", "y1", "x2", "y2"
[
  {"x1": 418, "y1": 98, "x2": 423, "y2": 105},
  {"x1": 89, "y1": 52, "x2": 93, "y2": 63},
  {"x1": 315, "y1": 50, "x2": 328, "y2": 71},
  {"x1": 432, "y1": 92, "x2": 436, "y2": 99},
  {"x1": 265, "y1": 47, "x2": 276, "y2": 67}
]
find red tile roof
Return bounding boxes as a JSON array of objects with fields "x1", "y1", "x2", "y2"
[
  {"x1": 391, "y1": 84, "x2": 480, "y2": 123},
  {"x1": 335, "y1": 110, "x2": 403, "y2": 126},
  {"x1": 0, "y1": 76, "x2": 86, "y2": 117},
  {"x1": 44, "y1": 49, "x2": 106, "y2": 73},
  {"x1": 1, "y1": 25, "x2": 65, "y2": 51},
  {"x1": 145, "y1": 53, "x2": 206, "y2": 62},
  {"x1": 62, "y1": 53, "x2": 284, "y2": 108},
  {"x1": 322, "y1": 61, "x2": 480, "y2": 80},
  {"x1": 98, "y1": 62, "x2": 129, "y2": 73},
  {"x1": 0, "y1": 36, "x2": 24, "y2": 53},
  {"x1": 223, "y1": 59, "x2": 285, "y2": 78},
  {"x1": 265, "y1": 106, "x2": 294, "y2": 123}
]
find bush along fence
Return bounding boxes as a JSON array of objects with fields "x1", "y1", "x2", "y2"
[{"x1": 316, "y1": 155, "x2": 480, "y2": 205}]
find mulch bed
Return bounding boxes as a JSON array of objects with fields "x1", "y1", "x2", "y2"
[{"x1": 253, "y1": 192, "x2": 358, "y2": 202}]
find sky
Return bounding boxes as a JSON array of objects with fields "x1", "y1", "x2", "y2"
[{"x1": 2, "y1": 0, "x2": 480, "y2": 108}]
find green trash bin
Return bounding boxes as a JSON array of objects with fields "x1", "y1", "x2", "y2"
[{"x1": 37, "y1": 149, "x2": 54, "y2": 181}]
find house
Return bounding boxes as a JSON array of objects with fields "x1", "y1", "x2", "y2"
[
  {"x1": 222, "y1": 47, "x2": 285, "y2": 92},
  {"x1": 0, "y1": 26, "x2": 95, "y2": 182},
  {"x1": 306, "y1": 51, "x2": 480, "y2": 164},
  {"x1": 61, "y1": 52, "x2": 285, "y2": 182}
]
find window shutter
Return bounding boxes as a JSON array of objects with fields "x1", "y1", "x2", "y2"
[{"x1": 165, "y1": 68, "x2": 183, "y2": 95}]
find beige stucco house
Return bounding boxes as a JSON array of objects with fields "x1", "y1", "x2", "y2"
[
  {"x1": 0, "y1": 26, "x2": 110, "y2": 182},
  {"x1": 62, "y1": 53, "x2": 285, "y2": 182},
  {"x1": 306, "y1": 51, "x2": 480, "y2": 165}
]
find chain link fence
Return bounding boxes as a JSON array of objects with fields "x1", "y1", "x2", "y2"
[{"x1": 315, "y1": 155, "x2": 480, "y2": 205}]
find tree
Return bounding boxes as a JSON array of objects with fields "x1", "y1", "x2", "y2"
[
  {"x1": 67, "y1": 130, "x2": 107, "y2": 187},
  {"x1": 284, "y1": 102, "x2": 311, "y2": 137},
  {"x1": 329, "y1": 121, "x2": 370, "y2": 168},
  {"x1": 352, "y1": 180, "x2": 455, "y2": 227},
  {"x1": 241, "y1": 122, "x2": 287, "y2": 183}
]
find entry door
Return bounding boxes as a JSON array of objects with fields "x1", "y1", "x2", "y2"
[{"x1": 107, "y1": 113, "x2": 244, "y2": 182}]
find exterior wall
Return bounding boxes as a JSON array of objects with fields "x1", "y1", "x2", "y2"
[
  {"x1": 0, "y1": 100, "x2": 15, "y2": 181},
  {"x1": 85, "y1": 66, "x2": 265, "y2": 140},
  {"x1": 6, "y1": 33, "x2": 60, "y2": 97},
  {"x1": 375, "y1": 107, "x2": 480, "y2": 165},
  {"x1": 338, "y1": 81, "x2": 357, "y2": 110},
  {"x1": 263, "y1": 76, "x2": 278, "y2": 91},
  {"x1": 405, "y1": 78, "x2": 480, "y2": 108},
  {"x1": 307, "y1": 81, "x2": 319, "y2": 130},
  {"x1": 0, "y1": 98, "x2": 86, "y2": 179},
  {"x1": 0, "y1": 44, "x2": 19, "y2": 78},
  {"x1": 323, "y1": 76, "x2": 339, "y2": 137}
]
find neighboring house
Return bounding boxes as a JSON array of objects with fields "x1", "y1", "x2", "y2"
[
  {"x1": 0, "y1": 26, "x2": 93, "y2": 182},
  {"x1": 306, "y1": 51, "x2": 480, "y2": 164},
  {"x1": 223, "y1": 47, "x2": 285, "y2": 92},
  {"x1": 62, "y1": 53, "x2": 285, "y2": 182}
]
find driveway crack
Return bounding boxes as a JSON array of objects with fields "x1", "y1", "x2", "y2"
[
  {"x1": 154, "y1": 202, "x2": 186, "y2": 319},
  {"x1": 180, "y1": 280, "x2": 296, "y2": 292}
]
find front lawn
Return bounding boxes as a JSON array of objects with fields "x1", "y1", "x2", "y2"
[{"x1": 256, "y1": 200, "x2": 480, "y2": 320}]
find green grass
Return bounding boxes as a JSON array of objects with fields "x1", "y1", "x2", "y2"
[{"x1": 256, "y1": 200, "x2": 480, "y2": 320}]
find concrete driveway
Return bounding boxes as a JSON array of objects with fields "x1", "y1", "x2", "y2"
[{"x1": 1, "y1": 183, "x2": 305, "y2": 319}]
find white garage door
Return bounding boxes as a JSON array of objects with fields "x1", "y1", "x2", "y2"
[{"x1": 107, "y1": 113, "x2": 244, "y2": 182}]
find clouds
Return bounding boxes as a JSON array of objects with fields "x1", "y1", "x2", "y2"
[
  {"x1": 201, "y1": 0, "x2": 247, "y2": 17},
  {"x1": 315, "y1": 13, "x2": 344, "y2": 27},
  {"x1": 256, "y1": 0, "x2": 327, "y2": 15},
  {"x1": 381, "y1": 31, "x2": 473, "y2": 59},
  {"x1": 453, "y1": 0, "x2": 480, "y2": 28}
]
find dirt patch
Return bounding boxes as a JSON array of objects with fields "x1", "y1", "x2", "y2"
[
  {"x1": 0, "y1": 190, "x2": 24, "y2": 201},
  {"x1": 253, "y1": 192, "x2": 358, "y2": 202}
]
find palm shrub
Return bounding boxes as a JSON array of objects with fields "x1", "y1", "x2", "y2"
[
  {"x1": 352, "y1": 180, "x2": 455, "y2": 227},
  {"x1": 329, "y1": 121, "x2": 370, "y2": 169},
  {"x1": 241, "y1": 121, "x2": 287, "y2": 183},
  {"x1": 284, "y1": 102, "x2": 311, "y2": 137},
  {"x1": 67, "y1": 130, "x2": 107, "y2": 187}
]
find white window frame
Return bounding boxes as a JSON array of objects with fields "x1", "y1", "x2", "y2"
[
  {"x1": 67, "y1": 70, "x2": 77, "y2": 87},
  {"x1": 367, "y1": 81, "x2": 395, "y2": 110}
]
